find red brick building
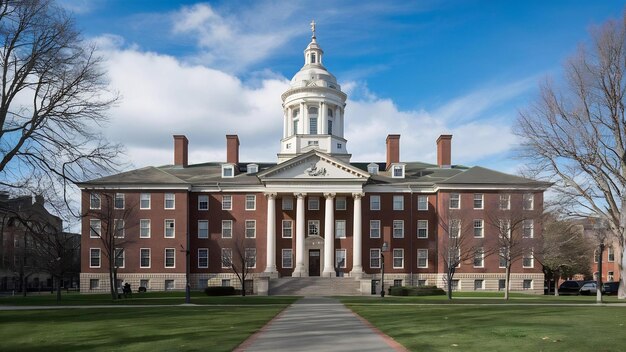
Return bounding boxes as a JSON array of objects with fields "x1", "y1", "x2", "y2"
[{"x1": 79, "y1": 30, "x2": 549, "y2": 294}]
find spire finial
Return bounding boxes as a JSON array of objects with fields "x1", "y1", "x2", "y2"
[{"x1": 310, "y1": 19, "x2": 316, "y2": 38}]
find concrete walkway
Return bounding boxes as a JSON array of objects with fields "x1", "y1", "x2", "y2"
[{"x1": 235, "y1": 297, "x2": 406, "y2": 352}]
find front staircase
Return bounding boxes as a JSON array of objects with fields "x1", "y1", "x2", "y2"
[{"x1": 269, "y1": 277, "x2": 363, "y2": 296}]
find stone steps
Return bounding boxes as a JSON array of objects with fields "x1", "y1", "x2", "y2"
[{"x1": 269, "y1": 277, "x2": 363, "y2": 296}]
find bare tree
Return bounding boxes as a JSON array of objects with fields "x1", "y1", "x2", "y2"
[
  {"x1": 86, "y1": 192, "x2": 135, "y2": 300},
  {"x1": 0, "y1": 0, "x2": 121, "y2": 212},
  {"x1": 516, "y1": 13, "x2": 626, "y2": 299},
  {"x1": 221, "y1": 236, "x2": 256, "y2": 297}
]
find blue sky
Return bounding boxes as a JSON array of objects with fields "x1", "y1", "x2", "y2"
[{"x1": 59, "y1": 0, "x2": 625, "y2": 173}]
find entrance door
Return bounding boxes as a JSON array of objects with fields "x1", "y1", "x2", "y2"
[{"x1": 309, "y1": 250, "x2": 320, "y2": 276}]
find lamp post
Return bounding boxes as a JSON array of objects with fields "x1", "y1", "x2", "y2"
[{"x1": 381, "y1": 242, "x2": 388, "y2": 298}]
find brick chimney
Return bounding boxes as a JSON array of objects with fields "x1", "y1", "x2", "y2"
[
  {"x1": 226, "y1": 135, "x2": 240, "y2": 164},
  {"x1": 386, "y1": 134, "x2": 400, "y2": 170},
  {"x1": 437, "y1": 134, "x2": 452, "y2": 167},
  {"x1": 173, "y1": 135, "x2": 188, "y2": 167}
]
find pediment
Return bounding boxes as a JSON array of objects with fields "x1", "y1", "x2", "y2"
[{"x1": 259, "y1": 152, "x2": 369, "y2": 180}]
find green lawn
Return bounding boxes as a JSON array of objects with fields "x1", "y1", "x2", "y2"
[
  {"x1": 342, "y1": 298, "x2": 626, "y2": 352},
  {"x1": 339, "y1": 292, "x2": 624, "y2": 304},
  {"x1": 0, "y1": 304, "x2": 290, "y2": 352}
]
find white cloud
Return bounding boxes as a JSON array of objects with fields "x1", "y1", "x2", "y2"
[{"x1": 57, "y1": 0, "x2": 102, "y2": 14}]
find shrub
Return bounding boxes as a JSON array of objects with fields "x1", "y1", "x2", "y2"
[
  {"x1": 389, "y1": 285, "x2": 445, "y2": 296},
  {"x1": 138, "y1": 287, "x2": 147, "y2": 293},
  {"x1": 204, "y1": 286, "x2": 236, "y2": 296}
]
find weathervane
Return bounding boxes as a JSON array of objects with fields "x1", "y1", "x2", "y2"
[{"x1": 310, "y1": 19, "x2": 316, "y2": 38}]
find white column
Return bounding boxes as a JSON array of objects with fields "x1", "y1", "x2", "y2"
[
  {"x1": 292, "y1": 193, "x2": 307, "y2": 277},
  {"x1": 320, "y1": 102, "x2": 326, "y2": 135},
  {"x1": 351, "y1": 192, "x2": 364, "y2": 278},
  {"x1": 264, "y1": 193, "x2": 277, "y2": 276},
  {"x1": 300, "y1": 102, "x2": 306, "y2": 134},
  {"x1": 322, "y1": 193, "x2": 335, "y2": 277}
]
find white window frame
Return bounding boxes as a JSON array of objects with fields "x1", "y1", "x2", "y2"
[
  {"x1": 165, "y1": 193, "x2": 175, "y2": 209},
  {"x1": 140, "y1": 193, "x2": 151, "y2": 209},
  {"x1": 89, "y1": 193, "x2": 101, "y2": 210},
  {"x1": 336, "y1": 249, "x2": 347, "y2": 268},
  {"x1": 369, "y1": 220, "x2": 381, "y2": 238},
  {"x1": 222, "y1": 195, "x2": 232, "y2": 210},
  {"x1": 392, "y1": 164, "x2": 405, "y2": 178},
  {"x1": 89, "y1": 219, "x2": 101, "y2": 238},
  {"x1": 523, "y1": 193, "x2": 534, "y2": 210},
  {"x1": 473, "y1": 247, "x2": 484, "y2": 268},
  {"x1": 473, "y1": 193, "x2": 483, "y2": 209},
  {"x1": 393, "y1": 220, "x2": 404, "y2": 238},
  {"x1": 246, "y1": 164, "x2": 258, "y2": 174},
  {"x1": 523, "y1": 279, "x2": 533, "y2": 290},
  {"x1": 245, "y1": 248, "x2": 257, "y2": 269},
  {"x1": 308, "y1": 196, "x2": 320, "y2": 210},
  {"x1": 523, "y1": 220, "x2": 534, "y2": 238},
  {"x1": 222, "y1": 248, "x2": 232, "y2": 269},
  {"x1": 198, "y1": 220, "x2": 209, "y2": 239},
  {"x1": 499, "y1": 247, "x2": 507, "y2": 268},
  {"x1": 417, "y1": 195, "x2": 428, "y2": 211},
  {"x1": 499, "y1": 194, "x2": 511, "y2": 210},
  {"x1": 245, "y1": 195, "x2": 256, "y2": 211},
  {"x1": 335, "y1": 197, "x2": 347, "y2": 211},
  {"x1": 282, "y1": 196, "x2": 293, "y2": 210},
  {"x1": 370, "y1": 248, "x2": 381, "y2": 269},
  {"x1": 417, "y1": 249, "x2": 428, "y2": 268},
  {"x1": 89, "y1": 248, "x2": 101, "y2": 268},
  {"x1": 449, "y1": 193, "x2": 460, "y2": 209},
  {"x1": 114, "y1": 248, "x2": 125, "y2": 268},
  {"x1": 417, "y1": 220, "x2": 428, "y2": 239},
  {"x1": 370, "y1": 195, "x2": 381, "y2": 211},
  {"x1": 198, "y1": 195, "x2": 209, "y2": 210},
  {"x1": 282, "y1": 220, "x2": 293, "y2": 238},
  {"x1": 393, "y1": 248, "x2": 404, "y2": 269},
  {"x1": 114, "y1": 193, "x2": 125, "y2": 210},
  {"x1": 473, "y1": 219, "x2": 484, "y2": 238},
  {"x1": 114, "y1": 219, "x2": 125, "y2": 238},
  {"x1": 282, "y1": 248, "x2": 293, "y2": 268},
  {"x1": 165, "y1": 248, "x2": 176, "y2": 268},
  {"x1": 308, "y1": 220, "x2": 320, "y2": 236},
  {"x1": 140, "y1": 219, "x2": 151, "y2": 238},
  {"x1": 140, "y1": 248, "x2": 151, "y2": 268},
  {"x1": 608, "y1": 246, "x2": 615, "y2": 262},
  {"x1": 198, "y1": 248, "x2": 209, "y2": 268},
  {"x1": 335, "y1": 220, "x2": 346, "y2": 238},
  {"x1": 164, "y1": 219, "x2": 175, "y2": 238},
  {"x1": 222, "y1": 220, "x2": 233, "y2": 238},
  {"x1": 393, "y1": 195, "x2": 404, "y2": 211},
  {"x1": 222, "y1": 164, "x2": 234, "y2": 178},
  {"x1": 245, "y1": 220, "x2": 256, "y2": 238},
  {"x1": 523, "y1": 250, "x2": 534, "y2": 268},
  {"x1": 474, "y1": 279, "x2": 484, "y2": 290},
  {"x1": 449, "y1": 219, "x2": 461, "y2": 238}
]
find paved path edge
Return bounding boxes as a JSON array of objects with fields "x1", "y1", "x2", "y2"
[
  {"x1": 233, "y1": 303, "x2": 292, "y2": 352},
  {"x1": 346, "y1": 305, "x2": 409, "y2": 352}
]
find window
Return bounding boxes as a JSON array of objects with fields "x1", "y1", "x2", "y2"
[
  {"x1": 449, "y1": 193, "x2": 460, "y2": 209},
  {"x1": 498, "y1": 279, "x2": 506, "y2": 291},
  {"x1": 523, "y1": 250, "x2": 534, "y2": 268},
  {"x1": 473, "y1": 193, "x2": 483, "y2": 209},
  {"x1": 523, "y1": 193, "x2": 534, "y2": 210},
  {"x1": 336, "y1": 249, "x2": 347, "y2": 268},
  {"x1": 417, "y1": 220, "x2": 428, "y2": 238},
  {"x1": 222, "y1": 195, "x2": 232, "y2": 210},
  {"x1": 308, "y1": 196, "x2": 319, "y2": 210},
  {"x1": 89, "y1": 248, "x2": 101, "y2": 268},
  {"x1": 165, "y1": 219, "x2": 175, "y2": 238},
  {"x1": 222, "y1": 220, "x2": 232, "y2": 238},
  {"x1": 246, "y1": 164, "x2": 258, "y2": 174},
  {"x1": 499, "y1": 194, "x2": 510, "y2": 210},
  {"x1": 335, "y1": 220, "x2": 346, "y2": 238},
  {"x1": 307, "y1": 140, "x2": 319, "y2": 147},
  {"x1": 282, "y1": 197, "x2": 293, "y2": 210},
  {"x1": 198, "y1": 279, "x2": 209, "y2": 288},
  {"x1": 89, "y1": 219, "x2": 101, "y2": 238},
  {"x1": 608, "y1": 246, "x2": 615, "y2": 262},
  {"x1": 114, "y1": 219, "x2": 124, "y2": 238},
  {"x1": 370, "y1": 249, "x2": 381, "y2": 268},
  {"x1": 140, "y1": 193, "x2": 150, "y2": 209},
  {"x1": 328, "y1": 120, "x2": 333, "y2": 134},
  {"x1": 392, "y1": 165, "x2": 404, "y2": 178},
  {"x1": 165, "y1": 280, "x2": 175, "y2": 290},
  {"x1": 245, "y1": 195, "x2": 256, "y2": 210},
  {"x1": 221, "y1": 279, "x2": 231, "y2": 287},
  {"x1": 370, "y1": 195, "x2": 380, "y2": 210},
  {"x1": 417, "y1": 249, "x2": 428, "y2": 268},
  {"x1": 393, "y1": 220, "x2": 404, "y2": 238},
  {"x1": 114, "y1": 193, "x2": 125, "y2": 209},
  {"x1": 222, "y1": 165, "x2": 234, "y2": 178},
  {"x1": 499, "y1": 219, "x2": 511, "y2": 238},
  {"x1": 393, "y1": 249, "x2": 404, "y2": 269},
  {"x1": 90, "y1": 193, "x2": 101, "y2": 209},
  {"x1": 165, "y1": 248, "x2": 175, "y2": 268},
  {"x1": 449, "y1": 219, "x2": 460, "y2": 238},
  {"x1": 337, "y1": 143, "x2": 342, "y2": 149},
  {"x1": 449, "y1": 248, "x2": 461, "y2": 268},
  {"x1": 367, "y1": 163, "x2": 379, "y2": 174},
  {"x1": 418, "y1": 280, "x2": 427, "y2": 287},
  {"x1": 245, "y1": 220, "x2": 256, "y2": 238},
  {"x1": 370, "y1": 220, "x2": 381, "y2": 238},
  {"x1": 608, "y1": 271, "x2": 615, "y2": 281},
  {"x1": 473, "y1": 219, "x2": 484, "y2": 238},
  {"x1": 222, "y1": 248, "x2": 232, "y2": 268},
  {"x1": 114, "y1": 248, "x2": 124, "y2": 268},
  {"x1": 165, "y1": 193, "x2": 175, "y2": 209},
  {"x1": 523, "y1": 280, "x2": 533, "y2": 290},
  {"x1": 393, "y1": 195, "x2": 404, "y2": 210},
  {"x1": 140, "y1": 219, "x2": 151, "y2": 238},
  {"x1": 245, "y1": 248, "x2": 256, "y2": 268},
  {"x1": 293, "y1": 120, "x2": 299, "y2": 135},
  {"x1": 474, "y1": 279, "x2": 484, "y2": 290},
  {"x1": 450, "y1": 280, "x2": 460, "y2": 291},
  {"x1": 282, "y1": 220, "x2": 293, "y2": 238},
  {"x1": 499, "y1": 247, "x2": 507, "y2": 268},
  {"x1": 282, "y1": 249, "x2": 293, "y2": 268},
  {"x1": 198, "y1": 248, "x2": 209, "y2": 268},
  {"x1": 140, "y1": 248, "x2": 150, "y2": 268},
  {"x1": 308, "y1": 220, "x2": 320, "y2": 236},
  {"x1": 473, "y1": 248, "x2": 484, "y2": 268},
  {"x1": 417, "y1": 195, "x2": 428, "y2": 211},
  {"x1": 198, "y1": 220, "x2": 209, "y2": 239},
  {"x1": 336, "y1": 197, "x2": 347, "y2": 210},
  {"x1": 310, "y1": 52, "x2": 316, "y2": 63},
  {"x1": 523, "y1": 220, "x2": 534, "y2": 238},
  {"x1": 309, "y1": 117, "x2": 318, "y2": 134},
  {"x1": 89, "y1": 279, "x2": 99, "y2": 290},
  {"x1": 198, "y1": 195, "x2": 209, "y2": 210},
  {"x1": 394, "y1": 279, "x2": 403, "y2": 287}
]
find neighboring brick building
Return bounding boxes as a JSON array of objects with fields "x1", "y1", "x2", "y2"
[{"x1": 79, "y1": 29, "x2": 549, "y2": 294}]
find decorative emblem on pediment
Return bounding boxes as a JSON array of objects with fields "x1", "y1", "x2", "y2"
[{"x1": 305, "y1": 163, "x2": 327, "y2": 177}]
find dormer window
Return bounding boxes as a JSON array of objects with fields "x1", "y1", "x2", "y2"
[
  {"x1": 246, "y1": 164, "x2": 258, "y2": 174},
  {"x1": 391, "y1": 164, "x2": 405, "y2": 178},
  {"x1": 222, "y1": 164, "x2": 234, "y2": 178},
  {"x1": 367, "y1": 163, "x2": 379, "y2": 175}
]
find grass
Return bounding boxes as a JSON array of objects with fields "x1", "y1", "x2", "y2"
[{"x1": 0, "y1": 305, "x2": 288, "y2": 352}]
